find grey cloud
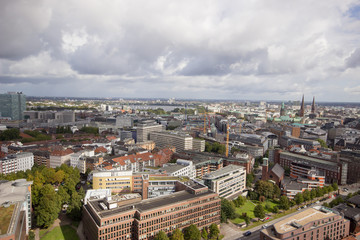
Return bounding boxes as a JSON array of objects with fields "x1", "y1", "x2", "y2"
[{"x1": 346, "y1": 48, "x2": 360, "y2": 68}]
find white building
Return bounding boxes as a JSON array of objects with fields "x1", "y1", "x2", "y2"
[
  {"x1": 149, "y1": 131, "x2": 194, "y2": 152},
  {"x1": 161, "y1": 159, "x2": 196, "y2": 179},
  {"x1": 70, "y1": 150, "x2": 94, "y2": 173},
  {"x1": 203, "y1": 165, "x2": 246, "y2": 198},
  {"x1": 0, "y1": 152, "x2": 34, "y2": 174}
]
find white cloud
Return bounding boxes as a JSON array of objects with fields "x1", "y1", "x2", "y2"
[{"x1": 0, "y1": 0, "x2": 360, "y2": 101}]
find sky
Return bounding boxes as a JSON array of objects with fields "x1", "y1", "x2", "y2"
[{"x1": 1, "y1": 0, "x2": 360, "y2": 102}]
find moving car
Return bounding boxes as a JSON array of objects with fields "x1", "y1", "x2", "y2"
[{"x1": 244, "y1": 231, "x2": 252, "y2": 236}]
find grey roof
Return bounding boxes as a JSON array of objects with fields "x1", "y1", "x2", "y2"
[
  {"x1": 348, "y1": 195, "x2": 360, "y2": 206},
  {"x1": 161, "y1": 164, "x2": 185, "y2": 174},
  {"x1": 280, "y1": 152, "x2": 338, "y2": 167},
  {"x1": 0, "y1": 179, "x2": 32, "y2": 205},
  {"x1": 203, "y1": 164, "x2": 244, "y2": 179},
  {"x1": 270, "y1": 163, "x2": 284, "y2": 179},
  {"x1": 281, "y1": 178, "x2": 307, "y2": 191},
  {"x1": 332, "y1": 204, "x2": 360, "y2": 221}
]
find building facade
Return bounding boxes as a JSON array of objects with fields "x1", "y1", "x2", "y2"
[
  {"x1": 149, "y1": 131, "x2": 194, "y2": 152},
  {"x1": 0, "y1": 92, "x2": 26, "y2": 120},
  {"x1": 260, "y1": 206, "x2": 350, "y2": 240},
  {"x1": 83, "y1": 182, "x2": 220, "y2": 240},
  {"x1": 0, "y1": 152, "x2": 34, "y2": 175},
  {"x1": 136, "y1": 121, "x2": 164, "y2": 143},
  {"x1": 203, "y1": 165, "x2": 246, "y2": 198}
]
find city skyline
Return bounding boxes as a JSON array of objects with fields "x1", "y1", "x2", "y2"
[{"x1": 1, "y1": 1, "x2": 360, "y2": 101}]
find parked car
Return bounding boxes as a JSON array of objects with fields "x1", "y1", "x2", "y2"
[
  {"x1": 262, "y1": 224, "x2": 269, "y2": 229},
  {"x1": 244, "y1": 231, "x2": 252, "y2": 236}
]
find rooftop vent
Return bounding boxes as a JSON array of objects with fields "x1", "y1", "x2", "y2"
[{"x1": 291, "y1": 221, "x2": 302, "y2": 228}]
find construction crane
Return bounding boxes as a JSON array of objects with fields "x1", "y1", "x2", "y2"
[{"x1": 225, "y1": 123, "x2": 230, "y2": 157}]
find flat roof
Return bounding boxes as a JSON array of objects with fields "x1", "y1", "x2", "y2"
[
  {"x1": 0, "y1": 204, "x2": 15, "y2": 235},
  {"x1": 274, "y1": 207, "x2": 337, "y2": 234},
  {"x1": 280, "y1": 152, "x2": 338, "y2": 167},
  {"x1": 161, "y1": 164, "x2": 185, "y2": 173},
  {"x1": 89, "y1": 189, "x2": 216, "y2": 218},
  {"x1": 203, "y1": 164, "x2": 244, "y2": 179},
  {"x1": 0, "y1": 180, "x2": 32, "y2": 205}
]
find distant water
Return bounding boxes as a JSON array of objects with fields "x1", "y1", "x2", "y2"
[{"x1": 124, "y1": 105, "x2": 194, "y2": 111}]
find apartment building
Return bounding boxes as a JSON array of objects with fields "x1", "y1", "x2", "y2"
[
  {"x1": 32, "y1": 150, "x2": 50, "y2": 167},
  {"x1": 149, "y1": 131, "x2": 194, "y2": 152},
  {"x1": 260, "y1": 206, "x2": 350, "y2": 240},
  {"x1": 136, "y1": 121, "x2": 164, "y2": 143},
  {"x1": 203, "y1": 165, "x2": 246, "y2": 198},
  {"x1": 192, "y1": 158, "x2": 223, "y2": 179},
  {"x1": 70, "y1": 150, "x2": 95, "y2": 174},
  {"x1": 0, "y1": 152, "x2": 34, "y2": 175},
  {"x1": 83, "y1": 182, "x2": 221, "y2": 240},
  {"x1": 0, "y1": 179, "x2": 33, "y2": 240},
  {"x1": 49, "y1": 148, "x2": 74, "y2": 168}
]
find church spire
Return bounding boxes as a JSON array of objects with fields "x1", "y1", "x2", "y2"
[
  {"x1": 299, "y1": 94, "x2": 305, "y2": 117},
  {"x1": 311, "y1": 96, "x2": 315, "y2": 114}
]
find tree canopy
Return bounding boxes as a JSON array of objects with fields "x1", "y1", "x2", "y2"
[{"x1": 184, "y1": 224, "x2": 201, "y2": 240}]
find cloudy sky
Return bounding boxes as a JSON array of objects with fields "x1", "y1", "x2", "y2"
[{"x1": 1, "y1": 0, "x2": 360, "y2": 102}]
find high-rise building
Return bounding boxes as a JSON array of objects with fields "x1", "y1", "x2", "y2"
[
  {"x1": 0, "y1": 92, "x2": 26, "y2": 120},
  {"x1": 149, "y1": 131, "x2": 194, "y2": 152},
  {"x1": 0, "y1": 179, "x2": 33, "y2": 240},
  {"x1": 136, "y1": 121, "x2": 164, "y2": 142}
]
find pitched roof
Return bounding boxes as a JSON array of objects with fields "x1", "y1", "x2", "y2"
[
  {"x1": 51, "y1": 148, "x2": 74, "y2": 156},
  {"x1": 95, "y1": 146, "x2": 107, "y2": 153},
  {"x1": 270, "y1": 163, "x2": 284, "y2": 179},
  {"x1": 112, "y1": 152, "x2": 158, "y2": 166}
]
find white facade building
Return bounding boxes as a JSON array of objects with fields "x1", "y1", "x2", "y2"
[
  {"x1": 203, "y1": 165, "x2": 246, "y2": 198},
  {"x1": 161, "y1": 159, "x2": 196, "y2": 179},
  {"x1": 0, "y1": 152, "x2": 34, "y2": 175}
]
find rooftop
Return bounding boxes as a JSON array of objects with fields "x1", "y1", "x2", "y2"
[
  {"x1": 203, "y1": 164, "x2": 244, "y2": 179},
  {"x1": 0, "y1": 179, "x2": 32, "y2": 205},
  {"x1": 0, "y1": 204, "x2": 15, "y2": 235},
  {"x1": 161, "y1": 164, "x2": 185, "y2": 174},
  {"x1": 281, "y1": 152, "x2": 338, "y2": 167},
  {"x1": 273, "y1": 207, "x2": 337, "y2": 234}
]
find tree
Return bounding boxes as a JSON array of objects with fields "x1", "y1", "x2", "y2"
[
  {"x1": 0, "y1": 128, "x2": 20, "y2": 141},
  {"x1": 246, "y1": 172, "x2": 255, "y2": 187},
  {"x1": 201, "y1": 228, "x2": 208, "y2": 240},
  {"x1": 310, "y1": 189, "x2": 317, "y2": 200},
  {"x1": 221, "y1": 199, "x2": 236, "y2": 222},
  {"x1": 332, "y1": 183, "x2": 338, "y2": 191},
  {"x1": 317, "y1": 138, "x2": 328, "y2": 148},
  {"x1": 273, "y1": 184, "x2": 281, "y2": 199},
  {"x1": 155, "y1": 231, "x2": 169, "y2": 240},
  {"x1": 279, "y1": 196, "x2": 290, "y2": 210},
  {"x1": 53, "y1": 170, "x2": 65, "y2": 184},
  {"x1": 233, "y1": 196, "x2": 245, "y2": 207},
  {"x1": 209, "y1": 224, "x2": 220, "y2": 239},
  {"x1": 171, "y1": 229, "x2": 184, "y2": 240},
  {"x1": 254, "y1": 204, "x2": 265, "y2": 219},
  {"x1": 272, "y1": 206, "x2": 279, "y2": 213},
  {"x1": 244, "y1": 215, "x2": 250, "y2": 225},
  {"x1": 255, "y1": 180, "x2": 275, "y2": 199},
  {"x1": 294, "y1": 193, "x2": 304, "y2": 205},
  {"x1": 35, "y1": 184, "x2": 61, "y2": 228},
  {"x1": 67, "y1": 191, "x2": 83, "y2": 221},
  {"x1": 184, "y1": 224, "x2": 201, "y2": 240},
  {"x1": 303, "y1": 190, "x2": 310, "y2": 202}
]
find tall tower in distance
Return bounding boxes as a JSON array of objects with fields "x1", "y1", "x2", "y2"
[
  {"x1": 280, "y1": 102, "x2": 285, "y2": 116},
  {"x1": 311, "y1": 96, "x2": 316, "y2": 114},
  {"x1": 299, "y1": 94, "x2": 305, "y2": 117},
  {"x1": 0, "y1": 92, "x2": 26, "y2": 120}
]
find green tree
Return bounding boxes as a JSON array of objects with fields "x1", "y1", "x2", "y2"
[
  {"x1": 332, "y1": 183, "x2": 338, "y2": 191},
  {"x1": 0, "y1": 128, "x2": 20, "y2": 141},
  {"x1": 255, "y1": 180, "x2": 275, "y2": 199},
  {"x1": 35, "y1": 184, "x2": 61, "y2": 228},
  {"x1": 201, "y1": 228, "x2": 208, "y2": 240},
  {"x1": 310, "y1": 189, "x2": 317, "y2": 200},
  {"x1": 273, "y1": 184, "x2": 281, "y2": 199},
  {"x1": 294, "y1": 193, "x2": 304, "y2": 205},
  {"x1": 272, "y1": 206, "x2": 279, "y2": 213},
  {"x1": 279, "y1": 196, "x2": 290, "y2": 210},
  {"x1": 244, "y1": 215, "x2": 250, "y2": 225},
  {"x1": 155, "y1": 231, "x2": 169, "y2": 240},
  {"x1": 317, "y1": 138, "x2": 328, "y2": 148},
  {"x1": 184, "y1": 224, "x2": 201, "y2": 240},
  {"x1": 254, "y1": 204, "x2": 265, "y2": 219},
  {"x1": 171, "y1": 229, "x2": 184, "y2": 240},
  {"x1": 303, "y1": 190, "x2": 310, "y2": 202},
  {"x1": 209, "y1": 224, "x2": 220, "y2": 239},
  {"x1": 221, "y1": 199, "x2": 236, "y2": 222},
  {"x1": 233, "y1": 195, "x2": 246, "y2": 207},
  {"x1": 246, "y1": 172, "x2": 255, "y2": 187}
]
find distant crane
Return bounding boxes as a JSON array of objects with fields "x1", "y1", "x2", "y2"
[{"x1": 225, "y1": 123, "x2": 230, "y2": 157}]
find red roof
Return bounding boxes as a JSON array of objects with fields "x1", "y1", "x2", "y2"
[
  {"x1": 51, "y1": 148, "x2": 74, "y2": 156},
  {"x1": 112, "y1": 152, "x2": 157, "y2": 166},
  {"x1": 106, "y1": 136, "x2": 117, "y2": 141},
  {"x1": 95, "y1": 147, "x2": 107, "y2": 153}
]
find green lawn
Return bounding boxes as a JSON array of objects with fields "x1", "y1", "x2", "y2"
[
  {"x1": 231, "y1": 199, "x2": 279, "y2": 224},
  {"x1": 40, "y1": 225, "x2": 79, "y2": 240}
]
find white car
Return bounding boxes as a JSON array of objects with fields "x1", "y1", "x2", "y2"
[{"x1": 262, "y1": 224, "x2": 269, "y2": 229}]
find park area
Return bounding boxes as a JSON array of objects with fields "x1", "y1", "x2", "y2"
[
  {"x1": 40, "y1": 225, "x2": 79, "y2": 240},
  {"x1": 231, "y1": 199, "x2": 278, "y2": 224}
]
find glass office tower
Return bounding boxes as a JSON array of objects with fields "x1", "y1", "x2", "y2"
[{"x1": 0, "y1": 92, "x2": 26, "y2": 120}]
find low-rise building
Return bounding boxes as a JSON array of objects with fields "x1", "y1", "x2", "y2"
[
  {"x1": 203, "y1": 164, "x2": 246, "y2": 198},
  {"x1": 260, "y1": 206, "x2": 350, "y2": 240},
  {"x1": 50, "y1": 148, "x2": 74, "y2": 168}
]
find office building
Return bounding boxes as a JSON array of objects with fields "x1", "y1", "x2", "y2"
[
  {"x1": 260, "y1": 206, "x2": 350, "y2": 240},
  {"x1": 0, "y1": 92, "x2": 26, "y2": 120},
  {"x1": 149, "y1": 131, "x2": 195, "y2": 152},
  {"x1": 83, "y1": 181, "x2": 220, "y2": 240},
  {"x1": 0, "y1": 179, "x2": 32, "y2": 240},
  {"x1": 203, "y1": 165, "x2": 246, "y2": 198},
  {"x1": 136, "y1": 121, "x2": 164, "y2": 143},
  {"x1": 116, "y1": 116, "x2": 134, "y2": 129},
  {"x1": 0, "y1": 152, "x2": 34, "y2": 175},
  {"x1": 161, "y1": 159, "x2": 196, "y2": 179}
]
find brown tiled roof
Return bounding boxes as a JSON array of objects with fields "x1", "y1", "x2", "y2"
[
  {"x1": 51, "y1": 148, "x2": 74, "y2": 156},
  {"x1": 95, "y1": 147, "x2": 107, "y2": 153},
  {"x1": 112, "y1": 152, "x2": 158, "y2": 166}
]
